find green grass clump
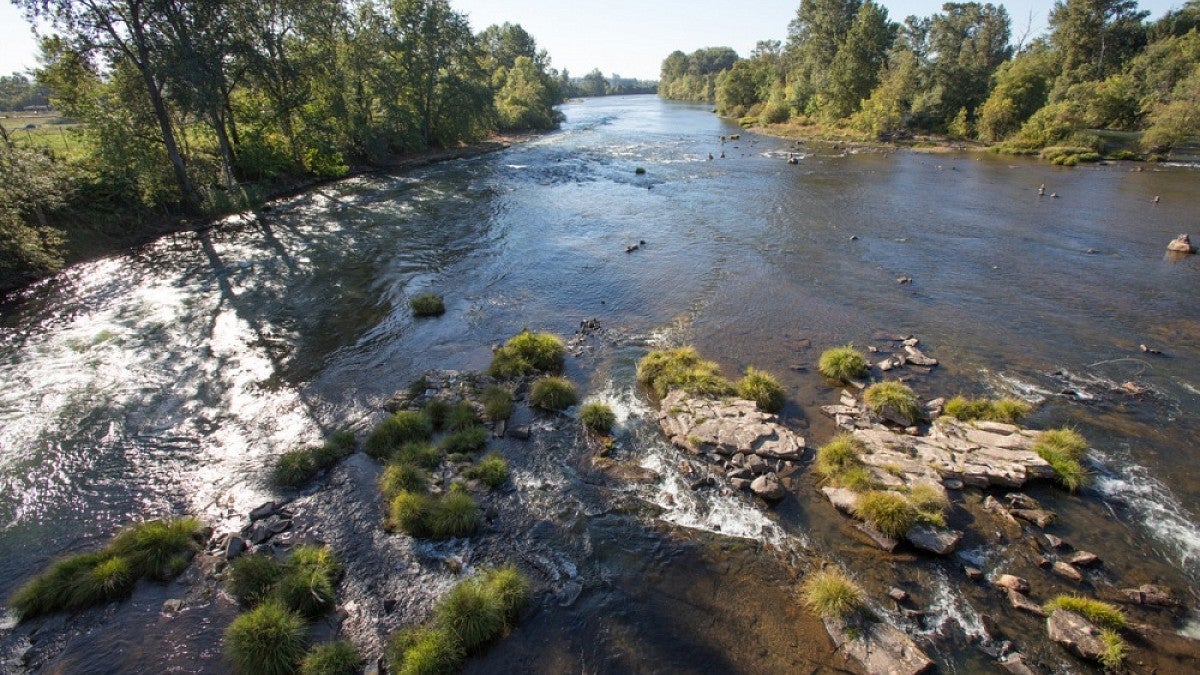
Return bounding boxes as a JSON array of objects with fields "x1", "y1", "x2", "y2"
[
  {"x1": 1041, "y1": 146, "x2": 1102, "y2": 165},
  {"x1": 435, "y1": 578, "x2": 506, "y2": 652},
  {"x1": 411, "y1": 293, "x2": 446, "y2": 318},
  {"x1": 942, "y1": 396, "x2": 1030, "y2": 424},
  {"x1": 481, "y1": 565, "x2": 530, "y2": 620},
  {"x1": 425, "y1": 399, "x2": 451, "y2": 430},
  {"x1": 908, "y1": 484, "x2": 949, "y2": 527},
  {"x1": 225, "y1": 601, "x2": 308, "y2": 675},
  {"x1": 440, "y1": 426, "x2": 490, "y2": 454},
  {"x1": 389, "y1": 491, "x2": 478, "y2": 539},
  {"x1": 1100, "y1": 629, "x2": 1127, "y2": 670},
  {"x1": 1034, "y1": 428, "x2": 1089, "y2": 492},
  {"x1": 230, "y1": 555, "x2": 287, "y2": 607},
  {"x1": 69, "y1": 555, "x2": 136, "y2": 608},
  {"x1": 530, "y1": 376, "x2": 578, "y2": 411},
  {"x1": 737, "y1": 367, "x2": 786, "y2": 413},
  {"x1": 636, "y1": 347, "x2": 735, "y2": 399},
  {"x1": 1044, "y1": 595, "x2": 1126, "y2": 630},
  {"x1": 488, "y1": 331, "x2": 565, "y2": 377},
  {"x1": 389, "y1": 491, "x2": 432, "y2": 535},
  {"x1": 838, "y1": 467, "x2": 876, "y2": 492},
  {"x1": 273, "y1": 566, "x2": 336, "y2": 618},
  {"x1": 108, "y1": 517, "x2": 204, "y2": 580},
  {"x1": 365, "y1": 411, "x2": 433, "y2": 459},
  {"x1": 396, "y1": 442, "x2": 441, "y2": 470},
  {"x1": 381, "y1": 462, "x2": 429, "y2": 499},
  {"x1": 580, "y1": 401, "x2": 616, "y2": 434},
  {"x1": 481, "y1": 386, "x2": 514, "y2": 421},
  {"x1": 445, "y1": 402, "x2": 479, "y2": 431},
  {"x1": 387, "y1": 626, "x2": 465, "y2": 675},
  {"x1": 802, "y1": 569, "x2": 866, "y2": 619},
  {"x1": 300, "y1": 641, "x2": 361, "y2": 675},
  {"x1": 465, "y1": 453, "x2": 509, "y2": 488},
  {"x1": 818, "y1": 345, "x2": 868, "y2": 382},
  {"x1": 863, "y1": 381, "x2": 922, "y2": 425},
  {"x1": 854, "y1": 490, "x2": 917, "y2": 538},
  {"x1": 816, "y1": 434, "x2": 865, "y2": 481},
  {"x1": 274, "y1": 431, "x2": 357, "y2": 487}
]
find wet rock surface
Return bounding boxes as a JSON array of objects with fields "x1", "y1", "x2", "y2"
[
  {"x1": 823, "y1": 614, "x2": 934, "y2": 675},
  {"x1": 1046, "y1": 610, "x2": 1108, "y2": 663}
]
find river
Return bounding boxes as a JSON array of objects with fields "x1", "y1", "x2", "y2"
[{"x1": 2, "y1": 94, "x2": 1199, "y2": 672}]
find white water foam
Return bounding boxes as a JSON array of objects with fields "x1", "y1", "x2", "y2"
[
  {"x1": 916, "y1": 571, "x2": 988, "y2": 642},
  {"x1": 984, "y1": 370, "x2": 1052, "y2": 404}
]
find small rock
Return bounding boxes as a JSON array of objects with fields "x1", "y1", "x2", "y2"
[
  {"x1": 1166, "y1": 233, "x2": 1195, "y2": 254},
  {"x1": 1121, "y1": 583, "x2": 1181, "y2": 607},
  {"x1": 248, "y1": 501, "x2": 277, "y2": 521},
  {"x1": 1139, "y1": 343, "x2": 1162, "y2": 355},
  {"x1": 730, "y1": 477, "x2": 751, "y2": 490},
  {"x1": 906, "y1": 524, "x2": 962, "y2": 555},
  {"x1": 943, "y1": 479, "x2": 964, "y2": 490},
  {"x1": 1007, "y1": 589, "x2": 1046, "y2": 617},
  {"x1": 1044, "y1": 534, "x2": 1065, "y2": 549},
  {"x1": 897, "y1": 276, "x2": 913, "y2": 284},
  {"x1": 1068, "y1": 551, "x2": 1099, "y2": 567},
  {"x1": 224, "y1": 535, "x2": 247, "y2": 560},
  {"x1": 247, "y1": 522, "x2": 273, "y2": 545},
  {"x1": 1052, "y1": 561, "x2": 1084, "y2": 582},
  {"x1": 162, "y1": 599, "x2": 184, "y2": 614},
  {"x1": 1011, "y1": 508, "x2": 1055, "y2": 528},
  {"x1": 999, "y1": 652, "x2": 1039, "y2": 675},
  {"x1": 1005, "y1": 493, "x2": 1040, "y2": 510},
  {"x1": 889, "y1": 587, "x2": 910, "y2": 602},
  {"x1": 823, "y1": 615, "x2": 933, "y2": 675},
  {"x1": 750, "y1": 474, "x2": 786, "y2": 501},
  {"x1": 558, "y1": 581, "x2": 583, "y2": 607},
  {"x1": 855, "y1": 522, "x2": 900, "y2": 552},
  {"x1": 965, "y1": 566, "x2": 984, "y2": 580},
  {"x1": 994, "y1": 574, "x2": 1030, "y2": 594}
]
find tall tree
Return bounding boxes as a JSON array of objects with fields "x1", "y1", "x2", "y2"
[{"x1": 1049, "y1": 0, "x2": 1149, "y2": 94}]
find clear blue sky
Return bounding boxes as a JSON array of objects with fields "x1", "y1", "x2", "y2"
[{"x1": 0, "y1": 1, "x2": 1187, "y2": 79}]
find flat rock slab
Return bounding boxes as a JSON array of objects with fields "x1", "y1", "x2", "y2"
[
  {"x1": 658, "y1": 390, "x2": 806, "y2": 460},
  {"x1": 1047, "y1": 610, "x2": 1108, "y2": 663},
  {"x1": 824, "y1": 616, "x2": 933, "y2": 675},
  {"x1": 905, "y1": 525, "x2": 962, "y2": 555}
]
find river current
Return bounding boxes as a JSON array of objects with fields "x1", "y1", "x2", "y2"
[{"x1": 2, "y1": 95, "x2": 1199, "y2": 672}]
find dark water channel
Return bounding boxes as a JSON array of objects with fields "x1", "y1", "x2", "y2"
[{"x1": 2, "y1": 95, "x2": 1199, "y2": 672}]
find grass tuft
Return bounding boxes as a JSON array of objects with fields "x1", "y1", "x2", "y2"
[
  {"x1": 854, "y1": 490, "x2": 917, "y2": 538},
  {"x1": 802, "y1": 569, "x2": 866, "y2": 619},
  {"x1": 815, "y1": 434, "x2": 865, "y2": 482},
  {"x1": 1034, "y1": 428, "x2": 1089, "y2": 491},
  {"x1": 434, "y1": 579, "x2": 505, "y2": 652},
  {"x1": 439, "y1": 426, "x2": 490, "y2": 454},
  {"x1": 481, "y1": 386, "x2": 514, "y2": 421},
  {"x1": 229, "y1": 554, "x2": 287, "y2": 607},
  {"x1": 530, "y1": 376, "x2": 578, "y2": 411},
  {"x1": 274, "y1": 431, "x2": 356, "y2": 487},
  {"x1": 389, "y1": 491, "x2": 432, "y2": 536},
  {"x1": 365, "y1": 411, "x2": 433, "y2": 460},
  {"x1": 1100, "y1": 629, "x2": 1127, "y2": 670},
  {"x1": 396, "y1": 442, "x2": 441, "y2": 470},
  {"x1": 818, "y1": 346, "x2": 868, "y2": 382},
  {"x1": 108, "y1": 517, "x2": 203, "y2": 580},
  {"x1": 580, "y1": 402, "x2": 616, "y2": 434},
  {"x1": 300, "y1": 641, "x2": 361, "y2": 675},
  {"x1": 380, "y1": 462, "x2": 429, "y2": 499},
  {"x1": 464, "y1": 453, "x2": 508, "y2": 488},
  {"x1": 1044, "y1": 595, "x2": 1125, "y2": 630},
  {"x1": 411, "y1": 293, "x2": 446, "y2": 318},
  {"x1": 445, "y1": 402, "x2": 479, "y2": 432},
  {"x1": 488, "y1": 331, "x2": 565, "y2": 377},
  {"x1": 942, "y1": 396, "x2": 1030, "y2": 424},
  {"x1": 863, "y1": 381, "x2": 922, "y2": 425},
  {"x1": 427, "y1": 492, "x2": 479, "y2": 538},
  {"x1": 636, "y1": 347, "x2": 735, "y2": 399},
  {"x1": 737, "y1": 367, "x2": 786, "y2": 413},
  {"x1": 425, "y1": 399, "x2": 451, "y2": 431},
  {"x1": 481, "y1": 565, "x2": 530, "y2": 620},
  {"x1": 225, "y1": 601, "x2": 307, "y2": 675},
  {"x1": 387, "y1": 626, "x2": 465, "y2": 675}
]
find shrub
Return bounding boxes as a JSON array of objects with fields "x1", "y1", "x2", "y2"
[
  {"x1": 481, "y1": 386, "x2": 514, "y2": 421},
  {"x1": 488, "y1": 331, "x2": 565, "y2": 377},
  {"x1": 396, "y1": 442, "x2": 441, "y2": 470},
  {"x1": 230, "y1": 555, "x2": 287, "y2": 607},
  {"x1": 274, "y1": 566, "x2": 335, "y2": 618},
  {"x1": 854, "y1": 490, "x2": 917, "y2": 537},
  {"x1": 381, "y1": 463, "x2": 429, "y2": 499},
  {"x1": 10, "y1": 552, "x2": 108, "y2": 619},
  {"x1": 1034, "y1": 428, "x2": 1089, "y2": 492},
  {"x1": 225, "y1": 602, "x2": 307, "y2": 675},
  {"x1": 434, "y1": 579, "x2": 505, "y2": 652},
  {"x1": 386, "y1": 626, "x2": 464, "y2": 675},
  {"x1": 389, "y1": 491, "x2": 432, "y2": 536},
  {"x1": 942, "y1": 396, "x2": 1030, "y2": 424},
  {"x1": 1044, "y1": 595, "x2": 1125, "y2": 631},
  {"x1": 108, "y1": 518, "x2": 203, "y2": 580},
  {"x1": 908, "y1": 485, "x2": 948, "y2": 517},
  {"x1": 365, "y1": 411, "x2": 433, "y2": 459},
  {"x1": 427, "y1": 492, "x2": 478, "y2": 539},
  {"x1": 440, "y1": 427, "x2": 490, "y2": 454},
  {"x1": 481, "y1": 565, "x2": 530, "y2": 620},
  {"x1": 737, "y1": 367, "x2": 786, "y2": 413},
  {"x1": 818, "y1": 346, "x2": 868, "y2": 382},
  {"x1": 530, "y1": 377, "x2": 578, "y2": 411},
  {"x1": 425, "y1": 399, "x2": 451, "y2": 431},
  {"x1": 863, "y1": 381, "x2": 922, "y2": 425},
  {"x1": 815, "y1": 434, "x2": 865, "y2": 481},
  {"x1": 445, "y1": 403, "x2": 479, "y2": 432},
  {"x1": 636, "y1": 347, "x2": 735, "y2": 399},
  {"x1": 580, "y1": 402, "x2": 616, "y2": 434},
  {"x1": 292, "y1": 545, "x2": 340, "y2": 579},
  {"x1": 465, "y1": 453, "x2": 509, "y2": 488},
  {"x1": 1100, "y1": 629, "x2": 1127, "y2": 670},
  {"x1": 839, "y1": 467, "x2": 876, "y2": 492},
  {"x1": 635, "y1": 166, "x2": 646, "y2": 175},
  {"x1": 802, "y1": 570, "x2": 865, "y2": 619},
  {"x1": 300, "y1": 641, "x2": 361, "y2": 675},
  {"x1": 69, "y1": 555, "x2": 137, "y2": 608},
  {"x1": 274, "y1": 432, "x2": 356, "y2": 487},
  {"x1": 411, "y1": 293, "x2": 446, "y2": 318}
]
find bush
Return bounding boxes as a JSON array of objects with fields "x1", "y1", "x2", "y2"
[
  {"x1": 425, "y1": 399, "x2": 451, "y2": 431},
  {"x1": 300, "y1": 641, "x2": 361, "y2": 675},
  {"x1": 634, "y1": 166, "x2": 646, "y2": 175},
  {"x1": 488, "y1": 331, "x2": 565, "y2": 377},
  {"x1": 411, "y1": 293, "x2": 446, "y2": 318},
  {"x1": 365, "y1": 411, "x2": 433, "y2": 459},
  {"x1": 943, "y1": 396, "x2": 1030, "y2": 424},
  {"x1": 434, "y1": 579, "x2": 505, "y2": 652},
  {"x1": 427, "y1": 492, "x2": 478, "y2": 539},
  {"x1": 802, "y1": 570, "x2": 865, "y2": 619},
  {"x1": 445, "y1": 402, "x2": 478, "y2": 432},
  {"x1": 737, "y1": 367, "x2": 786, "y2": 413},
  {"x1": 481, "y1": 565, "x2": 530, "y2": 620},
  {"x1": 274, "y1": 566, "x2": 336, "y2": 618},
  {"x1": 389, "y1": 491, "x2": 432, "y2": 536},
  {"x1": 225, "y1": 602, "x2": 308, "y2": 675},
  {"x1": 1100, "y1": 629, "x2": 1127, "y2": 670},
  {"x1": 396, "y1": 442, "x2": 441, "y2": 470},
  {"x1": 380, "y1": 463, "x2": 429, "y2": 499},
  {"x1": 863, "y1": 381, "x2": 922, "y2": 425},
  {"x1": 817, "y1": 346, "x2": 868, "y2": 382},
  {"x1": 229, "y1": 555, "x2": 287, "y2": 607},
  {"x1": 815, "y1": 434, "x2": 865, "y2": 482},
  {"x1": 274, "y1": 431, "x2": 356, "y2": 487},
  {"x1": 1044, "y1": 595, "x2": 1125, "y2": 631},
  {"x1": 908, "y1": 485, "x2": 948, "y2": 527},
  {"x1": 465, "y1": 453, "x2": 509, "y2": 488},
  {"x1": 440, "y1": 426, "x2": 490, "y2": 454},
  {"x1": 636, "y1": 347, "x2": 735, "y2": 399},
  {"x1": 1034, "y1": 428, "x2": 1089, "y2": 492},
  {"x1": 580, "y1": 402, "x2": 616, "y2": 434},
  {"x1": 530, "y1": 376, "x2": 578, "y2": 411},
  {"x1": 109, "y1": 518, "x2": 203, "y2": 580},
  {"x1": 69, "y1": 555, "x2": 137, "y2": 608},
  {"x1": 481, "y1": 386, "x2": 514, "y2": 421},
  {"x1": 387, "y1": 626, "x2": 464, "y2": 675},
  {"x1": 854, "y1": 490, "x2": 917, "y2": 537}
]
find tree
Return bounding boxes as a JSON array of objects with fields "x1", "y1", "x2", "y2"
[
  {"x1": 922, "y1": 3, "x2": 1012, "y2": 126},
  {"x1": 852, "y1": 47, "x2": 920, "y2": 136},
  {"x1": 819, "y1": 0, "x2": 894, "y2": 120},
  {"x1": 976, "y1": 43, "x2": 1058, "y2": 141},
  {"x1": 495, "y1": 56, "x2": 560, "y2": 130},
  {"x1": 579, "y1": 68, "x2": 609, "y2": 97},
  {"x1": 1049, "y1": 0, "x2": 1149, "y2": 94}
]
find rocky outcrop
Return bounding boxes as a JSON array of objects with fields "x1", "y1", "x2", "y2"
[
  {"x1": 1121, "y1": 583, "x2": 1181, "y2": 608},
  {"x1": 823, "y1": 615, "x2": 934, "y2": 675},
  {"x1": 1167, "y1": 233, "x2": 1195, "y2": 254},
  {"x1": 1046, "y1": 610, "x2": 1109, "y2": 663}
]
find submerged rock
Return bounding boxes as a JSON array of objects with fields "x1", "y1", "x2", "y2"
[
  {"x1": 1121, "y1": 583, "x2": 1181, "y2": 608},
  {"x1": 994, "y1": 574, "x2": 1030, "y2": 594},
  {"x1": 1051, "y1": 561, "x2": 1083, "y2": 582},
  {"x1": 823, "y1": 615, "x2": 934, "y2": 675}
]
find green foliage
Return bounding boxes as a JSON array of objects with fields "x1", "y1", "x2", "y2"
[
  {"x1": 389, "y1": 491, "x2": 432, "y2": 535},
  {"x1": 225, "y1": 602, "x2": 307, "y2": 675},
  {"x1": 411, "y1": 293, "x2": 446, "y2": 318},
  {"x1": 425, "y1": 399, "x2": 451, "y2": 431},
  {"x1": 389, "y1": 491, "x2": 478, "y2": 539},
  {"x1": 465, "y1": 453, "x2": 509, "y2": 488},
  {"x1": 435, "y1": 579, "x2": 506, "y2": 652},
  {"x1": 1041, "y1": 145, "x2": 1103, "y2": 165},
  {"x1": 737, "y1": 367, "x2": 786, "y2": 413},
  {"x1": 366, "y1": 411, "x2": 433, "y2": 459},
  {"x1": 273, "y1": 566, "x2": 336, "y2": 618},
  {"x1": 445, "y1": 402, "x2": 479, "y2": 432},
  {"x1": 300, "y1": 641, "x2": 361, "y2": 675},
  {"x1": 387, "y1": 625, "x2": 465, "y2": 675},
  {"x1": 659, "y1": 47, "x2": 739, "y2": 103},
  {"x1": 103, "y1": 518, "x2": 202, "y2": 581},
  {"x1": 816, "y1": 434, "x2": 866, "y2": 484},
  {"x1": 942, "y1": 396, "x2": 1031, "y2": 424},
  {"x1": 230, "y1": 546, "x2": 339, "y2": 617},
  {"x1": 636, "y1": 347, "x2": 735, "y2": 399},
  {"x1": 580, "y1": 402, "x2": 617, "y2": 434},
  {"x1": 817, "y1": 346, "x2": 867, "y2": 381},
  {"x1": 229, "y1": 555, "x2": 287, "y2": 607},
  {"x1": 1100, "y1": 629, "x2": 1127, "y2": 670},
  {"x1": 863, "y1": 381, "x2": 921, "y2": 424},
  {"x1": 1034, "y1": 428, "x2": 1090, "y2": 491},
  {"x1": 488, "y1": 331, "x2": 565, "y2": 377},
  {"x1": 274, "y1": 431, "x2": 356, "y2": 487},
  {"x1": 1044, "y1": 595, "x2": 1126, "y2": 630},
  {"x1": 481, "y1": 386, "x2": 514, "y2": 422},
  {"x1": 530, "y1": 376, "x2": 578, "y2": 411},
  {"x1": 439, "y1": 426, "x2": 490, "y2": 454},
  {"x1": 396, "y1": 442, "x2": 442, "y2": 470},
  {"x1": 381, "y1": 463, "x2": 430, "y2": 499},
  {"x1": 977, "y1": 46, "x2": 1058, "y2": 141},
  {"x1": 854, "y1": 490, "x2": 917, "y2": 537},
  {"x1": 480, "y1": 565, "x2": 530, "y2": 620},
  {"x1": 802, "y1": 569, "x2": 866, "y2": 619}
]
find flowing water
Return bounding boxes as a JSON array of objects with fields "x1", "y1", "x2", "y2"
[{"x1": 2, "y1": 95, "x2": 1199, "y2": 672}]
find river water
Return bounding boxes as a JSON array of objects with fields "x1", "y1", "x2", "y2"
[{"x1": 2, "y1": 95, "x2": 1199, "y2": 672}]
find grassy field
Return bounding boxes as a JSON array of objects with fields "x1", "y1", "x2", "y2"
[{"x1": 2, "y1": 112, "x2": 86, "y2": 158}]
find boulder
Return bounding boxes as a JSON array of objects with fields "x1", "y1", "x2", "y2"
[
  {"x1": 903, "y1": 345, "x2": 938, "y2": 367},
  {"x1": 823, "y1": 616, "x2": 934, "y2": 675},
  {"x1": 994, "y1": 575, "x2": 1030, "y2": 594},
  {"x1": 905, "y1": 525, "x2": 962, "y2": 555},
  {"x1": 1067, "y1": 551, "x2": 1099, "y2": 567},
  {"x1": 1051, "y1": 561, "x2": 1083, "y2": 582},
  {"x1": 657, "y1": 390, "x2": 806, "y2": 461},
  {"x1": 822, "y1": 487, "x2": 860, "y2": 513},
  {"x1": 1167, "y1": 233, "x2": 1195, "y2": 254},
  {"x1": 750, "y1": 474, "x2": 786, "y2": 501},
  {"x1": 248, "y1": 501, "x2": 277, "y2": 521},
  {"x1": 1046, "y1": 610, "x2": 1108, "y2": 663},
  {"x1": 224, "y1": 535, "x2": 247, "y2": 560},
  {"x1": 1011, "y1": 508, "x2": 1055, "y2": 528},
  {"x1": 1121, "y1": 583, "x2": 1181, "y2": 608},
  {"x1": 888, "y1": 587, "x2": 910, "y2": 602},
  {"x1": 998, "y1": 653, "x2": 1040, "y2": 675}
]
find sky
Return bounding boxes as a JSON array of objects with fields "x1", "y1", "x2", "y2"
[{"x1": 0, "y1": 1, "x2": 1188, "y2": 80}]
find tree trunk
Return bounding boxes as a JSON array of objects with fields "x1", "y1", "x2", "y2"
[{"x1": 133, "y1": 34, "x2": 200, "y2": 212}]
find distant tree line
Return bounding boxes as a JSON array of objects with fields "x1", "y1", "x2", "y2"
[
  {"x1": 1, "y1": 1, "x2": 568, "y2": 290},
  {"x1": 659, "y1": 0, "x2": 1200, "y2": 153},
  {"x1": 564, "y1": 68, "x2": 658, "y2": 98},
  {"x1": 0, "y1": 73, "x2": 50, "y2": 110}
]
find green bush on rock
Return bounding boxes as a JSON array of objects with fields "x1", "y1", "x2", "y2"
[
  {"x1": 580, "y1": 402, "x2": 616, "y2": 434},
  {"x1": 440, "y1": 426, "x2": 490, "y2": 454},
  {"x1": 1034, "y1": 428, "x2": 1089, "y2": 492},
  {"x1": 410, "y1": 293, "x2": 446, "y2": 318},
  {"x1": 854, "y1": 490, "x2": 917, "y2": 538},
  {"x1": 229, "y1": 554, "x2": 287, "y2": 607},
  {"x1": 465, "y1": 453, "x2": 509, "y2": 488},
  {"x1": 530, "y1": 376, "x2": 578, "y2": 411},
  {"x1": 636, "y1": 347, "x2": 735, "y2": 399},
  {"x1": 488, "y1": 331, "x2": 565, "y2": 377},
  {"x1": 225, "y1": 601, "x2": 307, "y2": 675},
  {"x1": 366, "y1": 411, "x2": 433, "y2": 459},
  {"x1": 942, "y1": 396, "x2": 1030, "y2": 424},
  {"x1": 300, "y1": 641, "x2": 361, "y2": 675},
  {"x1": 481, "y1": 386, "x2": 514, "y2": 421},
  {"x1": 817, "y1": 346, "x2": 867, "y2": 382},
  {"x1": 863, "y1": 381, "x2": 922, "y2": 426},
  {"x1": 802, "y1": 569, "x2": 866, "y2": 620},
  {"x1": 274, "y1": 431, "x2": 356, "y2": 487},
  {"x1": 737, "y1": 367, "x2": 786, "y2": 413},
  {"x1": 387, "y1": 625, "x2": 465, "y2": 675}
]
